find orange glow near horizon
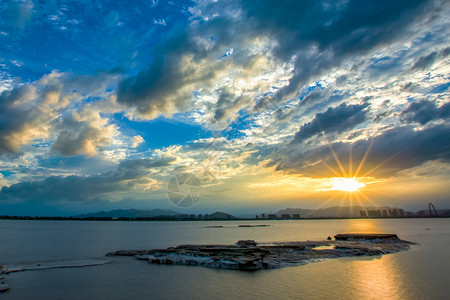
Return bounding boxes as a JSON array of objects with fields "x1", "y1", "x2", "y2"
[
  {"x1": 316, "y1": 136, "x2": 381, "y2": 209},
  {"x1": 245, "y1": 133, "x2": 408, "y2": 209}
]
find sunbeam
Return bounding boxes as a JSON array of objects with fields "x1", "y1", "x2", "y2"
[{"x1": 354, "y1": 140, "x2": 374, "y2": 178}]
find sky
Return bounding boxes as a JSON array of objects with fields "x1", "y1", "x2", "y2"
[{"x1": 0, "y1": 0, "x2": 449, "y2": 216}]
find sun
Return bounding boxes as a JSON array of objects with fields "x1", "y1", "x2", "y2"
[{"x1": 329, "y1": 177, "x2": 365, "y2": 192}]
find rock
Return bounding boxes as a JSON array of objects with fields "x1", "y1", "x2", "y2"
[
  {"x1": 106, "y1": 250, "x2": 155, "y2": 256},
  {"x1": 334, "y1": 234, "x2": 399, "y2": 241},
  {"x1": 108, "y1": 234, "x2": 414, "y2": 271},
  {"x1": 0, "y1": 283, "x2": 10, "y2": 292},
  {"x1": 236, "y1": 240, "x2": 257, "y2": 247}
]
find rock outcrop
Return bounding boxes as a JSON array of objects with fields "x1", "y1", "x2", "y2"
[
  {"x1": 334, "y1": 233, "x2": 400, "y2": 241},
  {"x1": 107, "y1": 234, "x2": 415, "y2": 271},
  {"x1": 0, "y1": 282, "x2": 10, "y2": 293}
]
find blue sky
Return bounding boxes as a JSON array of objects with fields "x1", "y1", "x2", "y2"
[{"x1": 0, "y1": 0, "x2": 449, "y2": 216}]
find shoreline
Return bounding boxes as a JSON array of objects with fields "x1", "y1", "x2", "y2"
[{"x1": 0, "y1": 216, "x2": 446, "y2": 222}]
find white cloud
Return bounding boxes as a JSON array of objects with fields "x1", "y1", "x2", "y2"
[
  {"x1": 153, "y1": 18, "x2": 166, "y2": 26},
  {"x1": 131, "y1": 135, "x2": 145, "y2": 148},
  {"x1": 51, "y1": 105, "x2": 118, "y2": 157}
]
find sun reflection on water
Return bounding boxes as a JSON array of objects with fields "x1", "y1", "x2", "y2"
[
  {"x1": 348, "y1": 255, "x2": 402, "y2": 300},
  {"x1": 341, "y1": 219, "x2": 403, "y2": 300}
]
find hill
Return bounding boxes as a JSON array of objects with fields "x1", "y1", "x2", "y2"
[
  {"x1": 75, "y1": 209, "x2": 179, "y2": 219},
  {"x1": 209, "y1": 211, "x2": 236, "y2": 220}
]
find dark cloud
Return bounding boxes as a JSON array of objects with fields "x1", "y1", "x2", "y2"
[
  {"x1": 374, "y1": 110, "x2": 395, "y2": 123},
  {"x1": 293, "y1": 102, "x2": 370, "y2": 142},
  {"x1": 0, "y1": 157, "x2": 174, "y2": 202},
  {"x1": 276, "y1": 124, "x2": 450, "y2": 177},
  {"x1": 439, "y1": 102, "x2": 450, "y2": 119},
  {"x1": 401, "y1": 82, "x2": 420, "y2": 93},
  {"x1": 241, "y1": 0, "x2": 441, "y2": 102},
  {"x1": 401, "y1": 100, "x2": 450, "y2": 125},
  {"x1": 118, "y1": 157, "x2": 176, "y2": 170},
  {"x1": 300, "y1": 88, "x2": 325, "y2": 106},
  {"x1": 0, "y1": 174, "x2": 127, "y2": 202},
  {"x1": 441, "y1": 46, "x2": 450, "y2": 58},
  {"x1": 412, "y1": 51, "x2": 439, "y2": 70},
  {"x1": 116, "y1": 17, "x2": 236, "y2": 118},
  {"x1": 213, "y1": 89, "x2": 250, "y2": 124},
  {"x1": 0, "y1": 72, "x2": 118, "y2": 155},
  {"x1": 0, "y1": 85, "x2": 41, "y2": 154},
  {"x1": 116, "y1": 30, "x2": 192, "y2": 117},
  {"x1": 115, "y1": 0, "x2": 443, "y2": 121},
  {"x1": 51, "y1": 114, "x2": 114, "y2": 157},
  {"x1": 412, "y1": 47, "x2": 450, "y2": 70}
]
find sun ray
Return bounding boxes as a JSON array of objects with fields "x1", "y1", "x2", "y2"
[
  {"x1": 322, "y1": 161, "x2": 341, "y2": 177},
  {"x1": 361, "y1": 152, "x2": 399, "y2": 178},
  {"x1": 310, "y1": 190, "x2": 344, "y2": 215},
  {"x1": 326, "y1": 142, "x2": 348, "y2": 178},
  {"x1": 367, "y1": 189, "x2": 407, "y2": 203},
  {"x1": 354, "y1": 139, "x2": 374, "y2": 178},
  {"x1": 356, "y1": 191, "x2": 379, "y2": 208},
  {"x1": 336, "y1": 192, "x2": 348, "y2": 217},
  {"x1": 349, "y1": 144, "x2": 353, "y2": 177},
  {"x1": 315, "y1": 119, "x2": 348, "y2": 177},
  {"x1": 354, "y1": 193, "x2": 369, "y2": 213},
  {"x1": 349, "y1": 192, "x2": 353, "y2": 213},
  {"x1": 314, "y1": 134, "x2": 384, "y2": 212}
]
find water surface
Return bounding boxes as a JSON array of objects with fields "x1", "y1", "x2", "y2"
[{"x1": 1, "y1": 219, "x2": 448, "y2": 299}]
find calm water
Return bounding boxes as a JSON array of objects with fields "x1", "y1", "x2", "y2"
[{"x1": 1, "y1": 219, "x2": 449, "y2": 299}]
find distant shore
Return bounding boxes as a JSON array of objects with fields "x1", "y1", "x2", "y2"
[{"x1": 0, "y1": 215, "x2": 446, "y2": 221}]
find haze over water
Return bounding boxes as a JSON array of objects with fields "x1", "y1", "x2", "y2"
[{"x1": 1, "y1": 218, "x2": 449, "y2": 299}]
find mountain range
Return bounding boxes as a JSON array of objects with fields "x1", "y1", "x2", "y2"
[
  {"x1": 75, "y1": 205, "x2": 411, "y2": 219},
  {"x1": 75, "y1": 209, "x2": 179, "y2": 219},
  {"x1": 75, "y1": 209, "x2": 237, "y2": 220}
]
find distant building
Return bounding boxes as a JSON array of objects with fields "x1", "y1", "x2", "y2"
[
  {"x1": 281, "y1": 214, "x2": 290, "y2": 220},
  {"x1": 389, "y1": 209, "x2": 399, "y2": 217},
  {"x1": 399, "y1": 209, "x2": 405, "y2": 217},
  {"x1": 292, "y1": 214, "x2": 301, "y2": 219},
  {"x1": 268, "y1": 214, "x2": 277, "y2": 219},
  {"x1": 360, "y1": 211, "x2": 368, "y2": 217},
  {"x1": 382, "y1": 210, "x2": 388, "y2": 217},
  {"x1": 367, "y1": 210, "x2": 382, "y2": 217}
]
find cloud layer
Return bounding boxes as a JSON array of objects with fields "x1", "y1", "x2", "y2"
[{"x1": 0, "y1": 0, "x2": 449, "y2": 212}]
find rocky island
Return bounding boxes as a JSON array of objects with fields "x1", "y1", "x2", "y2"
[{"x1": 107, "y1": 233, "x2": 415, "y2": 271}]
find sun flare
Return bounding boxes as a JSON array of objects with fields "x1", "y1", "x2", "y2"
[{"x1": 329, "y1": 177, "x2": 365, "y2": 192}]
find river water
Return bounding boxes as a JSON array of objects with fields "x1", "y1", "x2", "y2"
[{"x1": 0, "y1": 218, "x2": 449, "y2": 299}]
